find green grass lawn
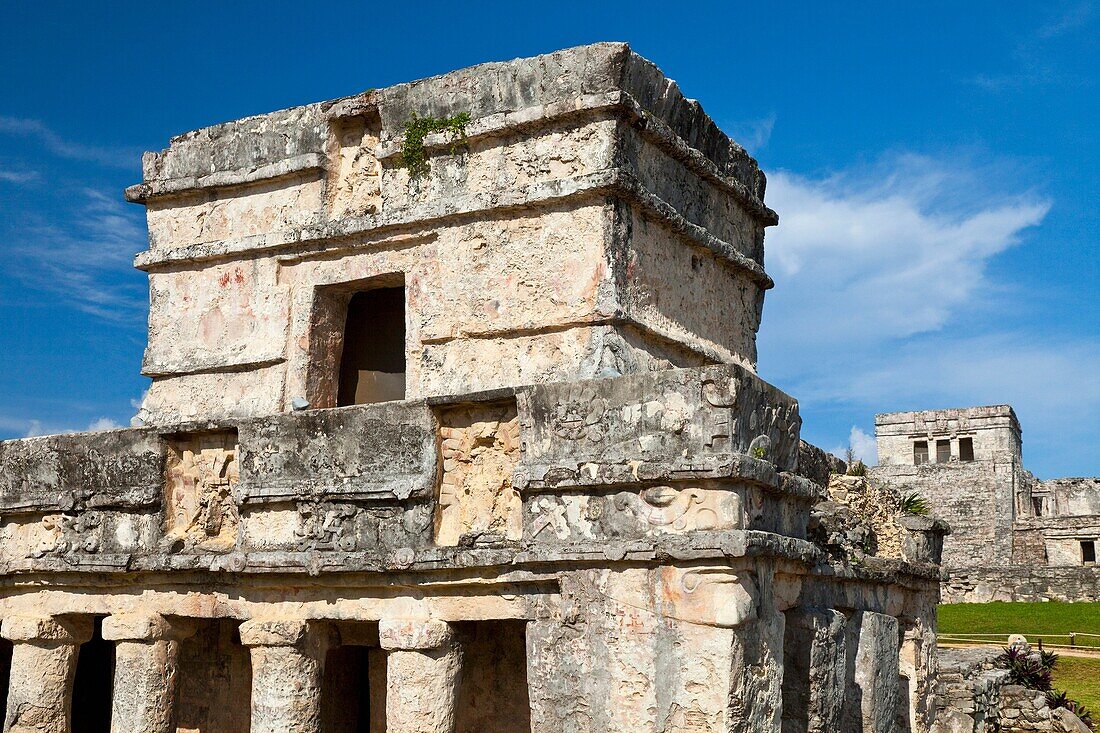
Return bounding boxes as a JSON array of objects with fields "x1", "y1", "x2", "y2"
[
  {"x1": 938, "y1": 601, "x2": 1100, "y2": 648},
  {"x1": 939, "y1": 602, "x2": 1100, "y2": 717},
  {"x1": 1054, "y1": 656, "x2": 1100, "y2": 716}
]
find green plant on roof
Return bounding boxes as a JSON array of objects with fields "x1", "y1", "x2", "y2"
[{"x1": 401, "y1": 112, "x2": 471, "y2": 178}]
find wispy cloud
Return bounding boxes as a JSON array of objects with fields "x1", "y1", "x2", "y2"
[
  {"x1": 0, "y1": 167, "x2": 39, "y2": 184},
  {"x1": 966, "y1": 2, "x2": 1096, "y2": 91},
  {"x1": 4, "y1": 188, "x2": 148, "y2": 322},
  {"x1": 800, "y1": 333, "x2": 1100, "y2": 477},
  {"x1": 18, "y1": 415, "x2": 123, "y2": 438},
  {"x1": 1037, "y1": 0, "x2": 1095, "y2": 39},
  {"x1": 763, "y1": 152, "x2": 1049, "y2": 346},
  {"x1": 0, "y1": 116, "x2": 137, "y2": 169}
]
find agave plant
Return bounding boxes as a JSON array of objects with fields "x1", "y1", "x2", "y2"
[{"x1": 899, "y1": 492, "x2": 930, "y2": 516}]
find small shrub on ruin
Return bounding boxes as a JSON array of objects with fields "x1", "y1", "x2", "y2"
[
  {"x1": 900, "y1": 492, "x2": 930, "y2": 516},
  {"x1": 401, "y1": 112, "x2": 471, "y2": 177},
  {"x1": 847, "y1": 460, "x2": 867, "y2": 476}
]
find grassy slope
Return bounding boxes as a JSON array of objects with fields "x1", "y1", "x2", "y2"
[{"x1": 939, "y1": 602, "x2": 1100, "y2": 716}]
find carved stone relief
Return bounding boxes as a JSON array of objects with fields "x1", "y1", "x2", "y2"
[
  {"x1": 659, "y1": 565, "x2": 759, "y2": 628},
  {"x1": 164, "y1": 431, "x2": 240, "y2": 553},
  {"x1": 435, "y1": 402, "x2": 522, "y2": 546},
  {"x1": 326, "y1": 113, "x2": 382, "y2": 219},
  {"x1": 28, "y1": 510, "x2": 102, "y2": 558},
  {"x1": 295, "y1": 501, "x2": 358, "y2": 552},
  {"x1": 526, "y1": 485, "x2": 742, "y2": 541}
]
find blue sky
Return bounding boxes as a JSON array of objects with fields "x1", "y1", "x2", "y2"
[{"x1": 0, "y1": 1, "x2": 1096, "y2": 477}]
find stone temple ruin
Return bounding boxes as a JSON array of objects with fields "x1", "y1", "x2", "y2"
[
  {"x1": 871, "y1": 406, "x2": 1100, "y2": 603},
  {"x1": 1, "y1": 42, "x2": 1079, "y2": 733}
]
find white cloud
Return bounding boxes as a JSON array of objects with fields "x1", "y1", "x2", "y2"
[
  {"x1": 850, "y1": 427, "x2": 877, "y2": 465},
  {"x1": 130, "y1": 389, "x2": 148, "y2": 412},
  {"x1": 85, "y1": 417, "x2": 121, "y2": 432},
  {"x1": 829, "y1": 427, "x2": 878, "y2": 466},
  {"x1": 730, "y1": 113, "x2": 777, "y2": 152},
  {"x1": 3, "y1": 415, "x2": 125, "y2": 440},
  {"x1": 762, "y1": 154, "x2": 1049, "y2": 347},
  {"x1": 0, "y1": 116, "x2": 135, "y2": 169},
  {"x1": 756, "y1": 151, "x2": 1099, "y2": 476}
]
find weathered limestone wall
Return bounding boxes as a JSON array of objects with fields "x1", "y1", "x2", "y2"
[
  {"x1": 871, "y1": 460, "x2": 1021, "y2": 570},
  {"x1": 933, "y1": 648, "x2": 1008, "y2": 733},
  {"x1": 942, "y1": 565, "x2": 1100, "y2": 603},
  {"x1": 128, "y1": 43, "x2": 778, "y2": 426},
  {"x1": 1040, "y1": 478, "x2": 1100, "y2": 516}
]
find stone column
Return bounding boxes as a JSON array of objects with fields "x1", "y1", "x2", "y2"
[
  {"x1": 102, "y1": 613, "x2": 194, "y2": 733},
  {"x1": 239, "y1": 619, "x2": 333, "y2": 733},
  {"x1": 843, "y1": 611, "x2": 902, "y2": 733},
  {"x1": 782, "y1": 607, "x2": 847, "y2": 733},
  {"x1": 1, "y1": 615, "x2": 93, "y2": 733},
  {"x1": 379, "y1": 619, "x2": 462, "y2": 733}
]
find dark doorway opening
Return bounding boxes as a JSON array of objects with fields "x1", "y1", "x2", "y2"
[
  {"x1": 321, "y1": 645, "x2": 385, "y2": 733},
  {"x1": 935, "y1": 439, "x2": 951, "y2": 463},
  {"x1": 959, "y1": 437, "x2": 975, "y2": 462},
  {"x1": 337, "y1": 287, "x2": 406, "y2": 406},
  {"x1": 176, "y1": 619, "x2": 252, "y2": 733},
  {"x1": 913, "y1": 441, "x2": 929, "y2": 465},
  {"x1": 1083, "y1": 540, "x2": 1097, "y2": 565},
  {"x1": 454, "y1": 620, "x2": 531, "y2": 733},
  {"x1": 72, "y1": 617, "x2": 114, "y2": 733}
]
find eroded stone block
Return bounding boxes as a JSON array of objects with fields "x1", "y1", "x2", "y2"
[
  {"x1": 435, "y1": 402, "x2": 521, "y2": 546},
  {"x1": 164, "y1": 430, "x2": 240, "y2": 553}
]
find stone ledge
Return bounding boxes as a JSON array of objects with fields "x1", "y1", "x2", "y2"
[
  {"x1": 124, "y1": 153, "x2": 325, "y2": 203},
  {"x1": 101, "y1": 613, "x2": 195, "y2": 642},
  {"x1": 131, "y1": 168, "x2": 773, "y2": 290},
  {"x1": 4, "y1": 530, "x2": 823, "y2": 577},
  {"x1": 378, "y1": 618, "x2": 453, "y2": 650}
]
